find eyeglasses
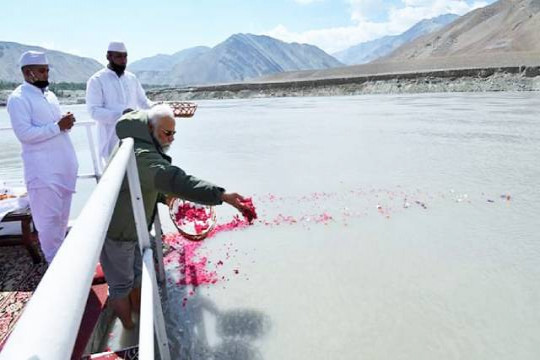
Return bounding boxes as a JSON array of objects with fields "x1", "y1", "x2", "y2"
[{"x1": 161, "y1": 128, "x2": 176, "y2": 137}]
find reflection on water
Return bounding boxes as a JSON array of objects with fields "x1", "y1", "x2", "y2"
[
  {"x1": 1, "y1": 92, "x2": 540, "y2": 359},
  {"x1": 165, "y1": 285, "x2": 270, "y2": 360}
]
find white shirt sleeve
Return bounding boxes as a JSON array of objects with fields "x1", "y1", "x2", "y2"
[
  {"x1": 86, "y1": 76, "x2": 123, "y2": 125},
  {"x1": 7, "y1": 96, "x2": 60, "y2": 144},
  {"x1": 135, "y1": 79, "x2": 153, "y2": 109}
]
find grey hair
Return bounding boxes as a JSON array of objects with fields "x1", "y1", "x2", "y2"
[{"x1": 148, "y1": 104, "x2": 174, "y2": 125}]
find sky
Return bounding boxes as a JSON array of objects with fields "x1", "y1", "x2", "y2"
[{"x1": 0, "y1": 0, "x2": 496, "y2": 64}]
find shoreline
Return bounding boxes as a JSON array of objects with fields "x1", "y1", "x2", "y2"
[
  {"x1": 2, "y1": 66, "x2": 539, "y2": 106},
  {"x1": 0, "y1": 89, "x2": 85, "y2": 107},
  {"x1": 147, "y1": 66, "x2": 540, "y2": 101}
]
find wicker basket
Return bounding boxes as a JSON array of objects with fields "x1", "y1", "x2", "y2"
[
  {"x1": 169, "y1": 198, "x2": 216, "y2": 241},
  {"x1": 165, "y1": 102, "x2": 198, "y2": 118}
]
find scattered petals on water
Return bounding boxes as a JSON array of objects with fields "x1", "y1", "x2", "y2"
[
  {"x1": 164, "y1": 188, "x2": 513, "y2": 306},
  {"x1": 163, "y1": 234, "x2": 218, "y2": 287},
  {"x1": 209, "y1": 215, "x2": 251, "y2": 236}
]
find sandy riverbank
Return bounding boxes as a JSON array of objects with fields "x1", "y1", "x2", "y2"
[
  {"x1": 147, "y1": 66, "x2": 540, "y2": 101},
  {"x1": 2, "y1": 66, "x2": 539, "y2": 106},
  {"x1": 0, "y1": 89, "x2": 85, "y2": 107}
]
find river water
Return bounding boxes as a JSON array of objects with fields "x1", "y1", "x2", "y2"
[{"x1": 1, "y1": 92, "x2": 539, "y2": 359}]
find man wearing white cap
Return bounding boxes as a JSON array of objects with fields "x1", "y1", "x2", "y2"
[
  {"x1": 7, "y1": 51, "x2": 79, "y2": 263},
  {"x1": 86, "y1": 42, "x2": 153, "y2": 166}
]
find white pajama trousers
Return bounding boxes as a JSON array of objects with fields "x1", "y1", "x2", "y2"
[{"x1": 28, "y1": 187, "x2": 73, "y2": 263}]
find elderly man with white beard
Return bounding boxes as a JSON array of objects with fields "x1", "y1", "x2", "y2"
[
  {"x1": 7, "y1": 51, "x2": 79, "y2": 263},
  {"x1": 101, "y1": 104, "x2": 255, "y2": 328}
]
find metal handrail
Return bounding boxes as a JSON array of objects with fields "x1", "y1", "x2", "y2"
[
  {"x1": 125, "y1": 142, "x2": 170, "y2": 359},
  {"x1": 0, "y1": 137, "x2": 171, "y2": 360},
  {"x1": 0, "y1": 121, "x2": 103, "y2": 181},
  {"x1": 140, "y1": 250, "x2": 156, "y2": 358},
  {"x1": 139, "y1": 249, "x2": 170, "y2": 359},
  {"x1": 78, "y1": 121, "x2": 103, "y2": 180}
]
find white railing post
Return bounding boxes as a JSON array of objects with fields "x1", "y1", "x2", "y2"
[
  {"x1": 125, "y1": 148, "x2": 171, "y2": 360},
  {"x1": 139, "y1": 250, "x2": 155, "y2": 359},
  {"x1": 126, "y1": 151, "x2": 152, "y2": 251},
  {"x1": 153, "y1": 213, "x2": 167, "y2": 285},
  {"x1": 141, "y1": 249, "x2": 171, "y2": 360},
  {"x1": 84, "y1": 122, "x2": 102, "y2": 180}
]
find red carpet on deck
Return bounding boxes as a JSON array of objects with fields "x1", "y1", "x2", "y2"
[
  {"x1": 0, "y1": 244, "x2": 109, "y2": 355},
  {"x1": 0, "y1": 245, "x2": 47, "y2": 350}
]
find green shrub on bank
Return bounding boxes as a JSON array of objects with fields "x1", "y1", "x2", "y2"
[
  {"x1": 0, "y1": 81, "x2": 18, "y2": 90},
  {"x1": 0, "y1": 81, "x2": 87, "y2": 92}
]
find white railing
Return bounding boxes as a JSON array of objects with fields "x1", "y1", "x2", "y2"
[
  {"x1": 125, "y1": 147, "x2": 170, "y2": 358},
  {"x1": 77, "y1": 121, "x2": 103, "y2": 180},
  {"x1": 1, "y1": 120, "x2": 166, "y2": 285},
  {"x1": 0, "y1": 138, "x2": 171, "y2": 360},
  {"x1": 0, "y1": 121, "x2": 103, "y2": 182}
]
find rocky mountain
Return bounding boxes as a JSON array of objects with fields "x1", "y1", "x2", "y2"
[
  {"x1": 130, "y1": 46, "x2": 211, "y2": 85},
  {"x1": 0, "y1": 41, "x2": 103, "y2": 83},
  {"x1": 133, "y1": 33, "x2": 343, "y2": 86},
  {"x1": 129, "y1": 46, "x2": 211, "y2": 72},
  {"x1": 381, "y1": 0, "x2": 540, "y2": 62},
  {"x1": 258, "y1": 0, "x2": 540, "y2": 83},
  {"x1": 333, "y1": 14, "x2": 458, "y2": 65}
]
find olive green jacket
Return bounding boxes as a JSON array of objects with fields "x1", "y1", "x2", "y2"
[{"x1": 106, "y1": 110, "x2": 224, "y2": 242}]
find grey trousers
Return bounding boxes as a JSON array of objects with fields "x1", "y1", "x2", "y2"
[{"x1": 100, "y1": 238, "x2": 142, "y2": 299}]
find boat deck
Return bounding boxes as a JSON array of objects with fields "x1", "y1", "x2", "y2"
[
  {"x1": 0, "y1": 242, "x2": 140, "y2": 359},
  {"x1": 0, "y1": 245, "x2": 47, "y2": 349}
]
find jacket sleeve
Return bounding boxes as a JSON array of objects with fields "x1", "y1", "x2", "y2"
[
  {"x1": 86, "y1": 76, "x2": 124, "y2": 125},
  {"x1": 7, "y1": 96, "x2": 61, "y2": 144},
  {"x1": 139, "y1": 150, "x2": 225, "y2": 206}
]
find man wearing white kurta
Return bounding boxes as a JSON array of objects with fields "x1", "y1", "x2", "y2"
[
  {"x1": 7, "y1": 51, "x2": 78, "y2": 263},
  {"x1": 86, "y1": 42, "x2": 152, "y2": 166}
]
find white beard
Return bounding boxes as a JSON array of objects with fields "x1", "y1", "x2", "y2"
[{"x1": 152, "y1": 129, "x2": 170, "y2": 153}]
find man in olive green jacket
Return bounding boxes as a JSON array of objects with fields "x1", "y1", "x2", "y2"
[{"x1": 101, "y1": 104, "x2": 253, "y2": 329}]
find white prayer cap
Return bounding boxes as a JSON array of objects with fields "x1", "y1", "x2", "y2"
[
  {"x1": 19, "y1": 51, "x2": 48, "y2": 67},
  {"x1": 107, "y1": 41, "x2": 127, "y2": 52}
]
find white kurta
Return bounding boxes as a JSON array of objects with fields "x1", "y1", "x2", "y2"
[
  {"x1": 86, "y1": 68, "x2": 152, "y2": 164},
  {"x1": 7, "y1": 82, "x2": 79, "y2": 262}
]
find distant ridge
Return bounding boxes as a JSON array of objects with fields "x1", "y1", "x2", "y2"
[
  {"x1": 333, "y1": 14, "x2": 459, "y2": 65},
  {"x1": 258, "y1": 0, "x2": 540, "y2": 83},
  {"x1": 380, "y1": 0, "x2": 540, "y2": 61},
  {"x1": 0, "y1": 41, "x2": 103, "y2": 83},
  {"x1": 129, "y1": 46, "x2": 211, "y2": 72},
  {"x1": 132, "y1": 33, "x2": 343, "y2": 86}
]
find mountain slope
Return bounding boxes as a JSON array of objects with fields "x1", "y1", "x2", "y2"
[
  {"x1": 133, "y1": 34, "x2": 343, "y2": 86},
  {"x1": 334, "y1": 14, "x2": 458, "y2": 65},
  {"x1": 258, "y1": 0, "x2": 540, "y2": 83},
  {"x1": 381, "y1": 0, "x2": 540, "y2": 61},
  {"x1": 129, "y1": 46, "x2": 211, "y2": 72},
  {"x1": 0, "y1": 41, "x2": 103, "y2": 83}
]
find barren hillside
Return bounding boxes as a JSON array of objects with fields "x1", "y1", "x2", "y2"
[{"x1": 382, "y1": 0, "x2": 540, "y2": 61}]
